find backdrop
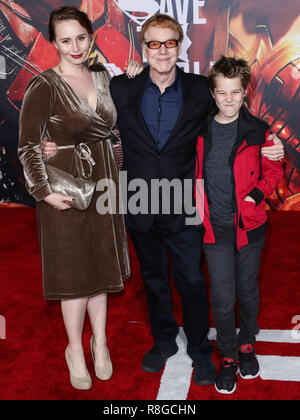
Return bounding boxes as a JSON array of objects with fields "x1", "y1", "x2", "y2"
[{"x1": 0, "y1": 0, "x2": 299, "y2": 209}]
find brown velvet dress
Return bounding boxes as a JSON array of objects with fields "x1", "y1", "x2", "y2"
[{"x1": 18, "y1": 67, "x2": 130, "y2": 300}]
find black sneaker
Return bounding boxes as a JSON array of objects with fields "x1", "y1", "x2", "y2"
[
  {"x1": 215, "y1": 358, "x2": 238, "y2": 394},
  {"x1": 193, "y1": 356, "x2": 217, "y2": 386},
  {"x1": 141, "y1": 344, "x2": 178, "y2": 373},
  {"x1": 239, "y1": 344, "x2": 260, "y2": 379}
]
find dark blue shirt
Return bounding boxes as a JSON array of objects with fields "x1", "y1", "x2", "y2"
[{"x1": 141, "y1": 69, "x2": 183, "y2": 151}]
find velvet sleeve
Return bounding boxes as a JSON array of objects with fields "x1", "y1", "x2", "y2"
[{"x1": 18, "y1": 75, "x2": 53, "y2": 202}]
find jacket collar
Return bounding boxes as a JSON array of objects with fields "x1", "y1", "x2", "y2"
[
  {"x1": 238, "y1": 105, "x2": 268, "y2": 145},
  {"x1": 200, "y1": 104, "x2": 268, "y2": 146}
]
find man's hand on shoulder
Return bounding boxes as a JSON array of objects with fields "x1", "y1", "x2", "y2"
[
  {"x1": 41, "y1": 140, "x2": 57, "y2": 159},
  {"x1": 261, "y1": 133, "x2": 284, "y2": 161}
]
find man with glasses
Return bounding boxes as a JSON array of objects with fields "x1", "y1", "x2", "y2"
[
  {"x1": 110, "y1": 13, "x2": 284, "y2": 385},
  {"x1": 110, "y1": 14, "x2": 216, "y2": 385}
]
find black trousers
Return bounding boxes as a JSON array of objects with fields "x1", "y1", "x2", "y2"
[
  {"x1": 129, "y1": 221, "x2": 213, "y2": 362},
  {"x1": 203, "y1": 228, "x2": 265, "y2": 360}
]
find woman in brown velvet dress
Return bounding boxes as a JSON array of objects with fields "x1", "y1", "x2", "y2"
[{"x1": 18, "y1": 6, "x2": 133, "y2": 390}]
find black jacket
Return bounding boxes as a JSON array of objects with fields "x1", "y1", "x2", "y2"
[{"x1": 110, "y1": 66, "x2": 213, "y2": 232}]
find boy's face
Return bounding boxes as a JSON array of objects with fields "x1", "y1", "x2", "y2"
[{"x1": 211, "y1": 75, "x2": 246, "y2": 123}]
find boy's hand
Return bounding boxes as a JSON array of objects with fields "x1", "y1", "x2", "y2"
[
  {"x1": 244, "y1": 195, "x2": 255, "y2": 203},
  {"x1": 41, "y1": 140, "x2": 57, "y2": 159},
  {"x1": 261, "y1": 133, "x2": 284, "y2": 161}
]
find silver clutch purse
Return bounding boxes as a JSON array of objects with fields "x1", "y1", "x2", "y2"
[{"x1": 46, "y1": 164, "x2": 96, "y2": 211}]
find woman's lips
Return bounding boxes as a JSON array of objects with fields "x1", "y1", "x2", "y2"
[{"x1": 71, "y1": 53, "x2": 83, "y2": 59}]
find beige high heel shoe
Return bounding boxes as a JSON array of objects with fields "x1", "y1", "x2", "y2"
[
  {"x1": 65, "y1": 346, "x2": 92, "y2": 390},
  {"x1": 90, "y1": 335, "x2": 113, "y2": 380}
]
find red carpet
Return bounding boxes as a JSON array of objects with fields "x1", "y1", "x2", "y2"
[{"x1": 0, "y1": 208, "x2": 300, "y2": 400}]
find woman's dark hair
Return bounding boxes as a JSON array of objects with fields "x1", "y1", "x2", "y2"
[{"x1": 48, "y1": 6, "x2": 93, "y2": 42}]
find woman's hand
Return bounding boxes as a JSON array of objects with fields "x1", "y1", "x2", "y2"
[
  {"x1": 44, "y1": 193, "x2": 74, "y2": 210},
  {"x1": 125, "y1": 60, "x2": 143, "y2": 78}
]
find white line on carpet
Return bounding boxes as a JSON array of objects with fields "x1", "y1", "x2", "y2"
[
  {"x1": 208, "y1": 328, "x2": 300, "y2": 343},
  {"x1": 156, "y1": 327, "x2": 300, "y2": 400},
  {"x1": 258, "y1": 356, "x2": 300, "y2": 382},
  {"x1": 156, "y1": 328, "x2": 193, "y2": 400}
]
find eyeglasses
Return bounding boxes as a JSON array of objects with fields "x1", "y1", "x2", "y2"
[{"x1": 144, "y1": 39, "x2": 179, "y2": 49}]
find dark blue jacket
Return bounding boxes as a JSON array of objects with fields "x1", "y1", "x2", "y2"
[{"x1": 110, "y1": 65, "x2": 213, "y2": 232}]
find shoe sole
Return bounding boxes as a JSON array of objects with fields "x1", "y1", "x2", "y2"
[
  {"x1": 141, "y1": 348, "x2": 178, "y2": 373},
  {"x1": 239, "y1": 367, "x2": 260, "y2": 380},
  {"x1": 194, "y1": 378, "x2": 216, "y2": 386},
  {"x1": 215, "y1": 382, "x2": 236, "y2": 395},
  {"x1": 141, "y1": 365, "x2": 164, "y2": 373}
]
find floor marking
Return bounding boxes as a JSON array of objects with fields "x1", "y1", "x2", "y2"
[
  {"x1": 208, "y1": 328, "x2": 300, "y2": 343},
  {"x1": 258, "y1": 355, "x2": 300, "y2": 382},
  {"x1": 157, "y1": 328, "x2": 300, "y2": 400},
  {"x1": 156, "y1": 329, "x2": 193, "y2": 400}
]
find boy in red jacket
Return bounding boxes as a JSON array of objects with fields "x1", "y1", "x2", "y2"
[{"x1": 195, "y1": 56, "x2": 283, "y2": 394}]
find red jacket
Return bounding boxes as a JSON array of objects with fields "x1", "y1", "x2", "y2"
[{"x1": 195, "y1": 106, "x2": 283, "y2": 250}]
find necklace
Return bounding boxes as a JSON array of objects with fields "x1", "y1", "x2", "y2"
[{"x1": 58, "y1": 64, "x2": 63, "y2": 74}]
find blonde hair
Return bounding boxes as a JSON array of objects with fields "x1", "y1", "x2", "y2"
[{"x1": 140, "y1": 14, "x2": 183, "y2": 43}]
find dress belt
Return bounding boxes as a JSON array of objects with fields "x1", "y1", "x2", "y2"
[{"x1": 56, "y1": 142, "x2": 96, "y2": 179}]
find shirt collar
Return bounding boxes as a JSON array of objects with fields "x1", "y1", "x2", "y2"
[{"x1": 146, "y1": 66, "x2": 181, "y2": 92}]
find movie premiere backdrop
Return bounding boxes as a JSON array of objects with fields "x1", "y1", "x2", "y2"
[{"x1": 0, "y1": 0, "x2": 299, "y2": 209}]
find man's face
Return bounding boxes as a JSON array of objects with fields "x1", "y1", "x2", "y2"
[
  {"x1": 212, "y1": 75, "x2": 246, "y2": 123},
  {"x1": 142, "y1": 26, "x2": 181, "y2": 77}
]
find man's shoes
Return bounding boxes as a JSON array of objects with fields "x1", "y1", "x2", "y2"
[
  {"x1": 141, "y1": 344, "x2": 178, "y2": 373},
  {"x1": 239, "y1": 344, "x2": 260, "y2": 379},
  {"x1": 193, "y1": 356, "x2": 217, "y2": 386},
  {"x1": 215, "y1": 358, "x2": 239, "y2": 394}
]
